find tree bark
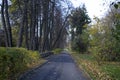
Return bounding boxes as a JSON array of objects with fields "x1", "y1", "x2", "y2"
[
  {"x1": 17, "y1": 0, "x2": 25, "y2": 47},
  {"x1": 24, "y1": 0, "x2": 29, "y2": 49},
  {"x1": 1, "y1": 0, "x2": 9, "y2": 47},
  {"x1": 4, "y1": 0, "x2": 13, "y2": 47}
]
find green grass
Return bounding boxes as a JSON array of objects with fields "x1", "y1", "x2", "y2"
[
  {"x1": 101, "y1": 63, "x2": 120, "y2": 80},
  {"x1": 71, "y1": 52, "x2": 120, "y2": 80},
  {"x1": 77, "y1": 54, "x2": 95, "y2": 61},
  {"x1": 0, "y1": 47, "x2": 46, "y2": 80}
]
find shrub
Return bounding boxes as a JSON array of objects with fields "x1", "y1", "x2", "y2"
[
  {"x1": 52, "y1": 48, "x2": 63, "y2": 54},
  {"x1": 71, "y1": 29, "x2": 89, "y2": 53},
  {"x1": 0, "y1": 47, "x2": 40, "y2": 80}
]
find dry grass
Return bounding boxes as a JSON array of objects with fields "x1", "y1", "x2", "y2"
[{"x1": 71, "y1": 52, "x2": 120, "y2": 80}]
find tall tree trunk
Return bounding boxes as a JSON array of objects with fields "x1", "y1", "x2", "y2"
[
  {"x1": 1, "y1": 0, "x2": 9, "y2": 47},
  {"x1": 4, "y1": 0, "x2": 13, "y2": 47},
  {"x1": 17, "y1": 0, "x2": 25, "y2": 47},
  {"x1": 29, "y1": 0, "x2": 36, "y2": 50},
  {"x1": 17, "y1": 16, "x2": 25, "y2": 47},
  {"x1": 24, "y1": 0, "x2": 29, "y2": 49},
  {"x1": 38, "y1": 0, "x2": 42, "y2": 52},
  {"x1": 36, "y1": 0, "x2": 39, "y2": 50},
  {"x1": 29, "y1": 0, "x2": 34, "y2": 50},
  {"x1": 42, "y1": 0, "x2": 50, "y2": 51},
  {"x1": 50, "y1": 0, "x2": 55, "y2": 49},
  {"x1": 32, "y1": 1, "x2": 37, "y2": 50}
]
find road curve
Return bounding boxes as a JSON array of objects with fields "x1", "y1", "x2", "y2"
[{"x1": 20, "y1": 51, "x2": 90, "y2": 80}]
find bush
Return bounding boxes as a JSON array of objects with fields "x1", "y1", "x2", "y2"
[
  {"x1": 52, "y1": 48, "x2": 63, "y2": 54},
  {"x1": 89, "y1": 27, "x2": 120, "y2": 62},
  {"x1": 0, "y1": 47, "x2": 40, "y2": 80}
]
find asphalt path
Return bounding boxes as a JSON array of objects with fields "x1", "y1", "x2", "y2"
[{"x1": 20, "y1": 51, "x2": 90, "y2": 80}]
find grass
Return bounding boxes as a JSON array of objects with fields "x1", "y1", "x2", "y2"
[
  {"x1": 101, "y1": 62, "x2": 120, "y2": 80},
  {"x1": 71, "y1": 52, "x2": 120, "y2": 80}
]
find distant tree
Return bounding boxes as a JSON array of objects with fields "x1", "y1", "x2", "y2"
[
  {"x1": 69, "y1": 5, "x2": 91, "y2": 35},
  {"x1": 69, "y1": 5, "x2": 91, "y2": 52}
]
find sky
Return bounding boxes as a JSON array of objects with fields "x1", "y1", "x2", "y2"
[
  {"x1": 70, "y1": 0, "x2": 116, "y2": 20},
  {"x1": 0, "y1": 0, "x2": 116, "y2": 20}
]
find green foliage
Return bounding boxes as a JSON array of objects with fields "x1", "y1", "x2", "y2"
[
  {"x1": 12, "y1": 26, "x2": 19, "y2": 46},
  {"x1": 52, "y1": 48, "x2": 63, "y2": 54},
  {"x1": 71, "y1": 28, "x2": 89, "y2": 52},
  {"x1": 114, "y1": 4, "x2": 118, "y2": 9},
  {"x1": 112, "y1": 18, "x2": 120, "y2": 41},
  {"x1": 0, "y1": 47, "x2": 41, "y2": 80},
  {"x1": 70, "y1": 2, "x2": 120, "y2": 61},
  {"x1": 112, "y1": 1, "x2": 120, "y2": 9},
  {"x1": 69, "y1": 5, "x2": 91, "y2": 35},
  {"x1": 69, "y1": 5, "x2": 91, "y2": 52},
  {"x1": 101, "y1": 63, "x2": 120, "y2": 80},
  {"x1": 9, "y1": 0, "x2": 23, "y2": 13},
  {"x1": 88, "y1": 16, "x2": 120, "y2": 61}
]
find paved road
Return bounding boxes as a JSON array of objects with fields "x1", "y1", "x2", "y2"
[{"x1": 20, "y1": 51, "x2": 90, "y2": 80}]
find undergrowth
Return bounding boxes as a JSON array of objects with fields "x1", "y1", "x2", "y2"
[
  {"x1": 52, "y1": 48, "x2": 63, "y2": 54},
  {"x1": 0, "y1": 47, "x2": 45, "y2": 80},
  {"x1": 71, "y1": 52, "x2": 120, "y2": 80}
]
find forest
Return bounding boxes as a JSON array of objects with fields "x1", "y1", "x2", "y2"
[
  {"x1": 69, "y1": 1, "x2": 120, "y2": 79},
  {"x1": 0, "y1": 0, "x2": 120, "y2": 80},
  {"x1": 0, "y1": 0, "x2": 71, "y2": 51}
]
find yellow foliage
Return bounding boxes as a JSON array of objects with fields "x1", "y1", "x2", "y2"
[
  {"x1": 52, "y1": 48, "x2": 63, "y2": 54},
  {"x1": 0, "y1": 47, "x2": 42, "y2": 80}
]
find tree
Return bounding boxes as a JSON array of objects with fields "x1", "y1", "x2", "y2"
[
  {"x1": 1, "y1": 0, "x2": 72, "y2": 52},
  {"x1": 88, "y1": 14, "x2": 120, "y2": 61},
  {"x1": 1, "y1": 0, "x2": 13, "y2": 47},
  {"x1": 69, "y1": 5, "x2": 91, "y2": 52},
  {"x1": 4, "y1": 0, "x2": 13, "y2": 47}
]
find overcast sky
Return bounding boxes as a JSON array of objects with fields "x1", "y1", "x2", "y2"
[
  {"x1": 70, "y1": 0, "x2": 116, "y2": 20},
  {"x1": 0, "y1": 0, "x2": 116, "y2": 20}
]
